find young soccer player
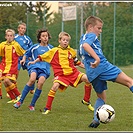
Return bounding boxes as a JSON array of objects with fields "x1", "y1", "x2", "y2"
[
  {"x1": 13, "y1": 29, "x2": 54, "y2": 111},
  {"x1": 6, "y1": 22, "x2": 34, "y2": 99},
  {"x1": 14, "y1": 22, "x2": 34, "y2": 94},
  {"x1": 79, "y1": 15, "x2": 133, "y2": 128},
  {"x1": 28, "y1": 31, "x2": 94, "y2": 114},
  {"x1": 0, "y1": 29, "x2": 25, "y2": 103}
]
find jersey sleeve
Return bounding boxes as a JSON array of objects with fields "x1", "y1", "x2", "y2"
[
  {"x1": 38, "y1": 48, "x2": 57, "y2": 63},
  {"x1": 0, "y1": 42, "x2": 5, "y2": 56},
  {"x1": 84, "y1": 33, "x2": 97, "y2": 46},
  {"x1": 14, "y1": 41, "x2": 26, "y2": 56}
]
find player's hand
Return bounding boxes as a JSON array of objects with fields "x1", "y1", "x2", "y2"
[
  {"x1": 28, "y1": 61, "x2": 35, "y2": 65},
  {"x1": 20, "y1": 59, "x2": 25, "y2": 66},
  {"x1": 90, "y1": 60, "x2": 99, "y2": 68}
]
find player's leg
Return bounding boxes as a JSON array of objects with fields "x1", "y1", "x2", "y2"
[
  {"x1": 42, "y1": 82, "x2": 60, "y2": 114},
  {"x1": 23, "y1": 60, "x2": 35, "y2": 94},
  {"x1": 89, "y1": 78, "x2": 107, "y2": 128},
  {"x1": 28, "y1": 76, "x2": 46, "y2": 111},
  {"x1": 13, "y1": 72, "x2": 36, "y2": 109},
  {"x1": 3, "y1": 77, "x2": 21, "y2": 103},
  {"x1": 29, "y1": 83, "x2": 35, "y2": 94},
  {"x1": 9, "y1": 82, "x2": 21, "y2": 102},
  {"x1": 6, "y1": 87, "x2": 16, "y2": 103},
  {"x1": 115, "y1": 71, "x2": 133, "y2": 92},
  {"x1": 80, "y1": 74, "x2": 94, "y2": 111}
]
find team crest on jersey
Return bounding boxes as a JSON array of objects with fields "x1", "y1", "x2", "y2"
[
  {"x1": 23, "y1": 40, "x2": 26, "y2": 44},
  {"x1": 68, "y1": 54, "x2": 72, "y2": 59},
  {"x1": 13, "y1": 49, "x2": 15, "y2": 53}
]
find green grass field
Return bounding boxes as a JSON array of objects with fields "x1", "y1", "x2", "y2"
[{"x1": 0, "y1": 66, "x2": 133, "y2": 131}]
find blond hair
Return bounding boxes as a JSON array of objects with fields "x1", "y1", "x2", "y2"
[
  {"x1": 58, "y1": 31, "x2": 71, "y2": 40},
  {"x1": 18, "y1": 22, "x2": 26, "y2": 28},
  {"x1": 84, "y1": 16, "x2": 103, "y2": 30},
  {"x1": 5, "y1": 29, "x2": 15, "y2": 36}
]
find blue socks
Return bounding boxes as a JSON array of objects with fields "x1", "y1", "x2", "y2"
[
  {"x1": 19, "y1": 84, "x2": 33, "y2": 103},
  {"x1": 94, "y1": 98, "x2": 105, "y2": 122},
  {"x1": 30, "y1": 88, "x2": 42, "y2": 107},
  {"x1": 30, "y1": 83, "x2": 35, "y2": 91}
]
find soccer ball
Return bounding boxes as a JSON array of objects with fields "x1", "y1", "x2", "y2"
[{"x1": 96, "y1": 104, "x2": 115, "y2": 124}]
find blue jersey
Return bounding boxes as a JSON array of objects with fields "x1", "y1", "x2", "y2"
[
  {"x1": 14, "y1": 34, "x2": 33, "y2": 50},
  {"x1": 14, "y1": 34, "x2": 33, "y2": 70},
  {"x1": 25, "y1": 43, "x2": 54, "y2": 77},
  {"x1": 79, "y1": 33, "x2": 121, "y2": 83}
]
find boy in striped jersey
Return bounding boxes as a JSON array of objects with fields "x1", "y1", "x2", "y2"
[
  {"x1": 6, "y1": 22, "x2": 34, "y2": 99},
  {"x1": 28, "y1": 31, "x2": 94, "y2": 114},
  {"x1": 0, "y1": 29, "x2": 25, "y2": 103}
]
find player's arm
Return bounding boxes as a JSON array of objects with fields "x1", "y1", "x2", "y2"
[
  {"x1": 20, "y1": 55, "x2": 26, "y2": 66},
  {"x1": 15, "y1": 41, "x2": 26, "y2": 56},
  {"x1": 28, "y1": 57, "x2": 40, "y2": 65},
  {"x1": 73, "y1": 57, "x2": 85, "y2": 68},
  {"x1": 82, "y1": 43, "x2": 100, "y2": 68}
]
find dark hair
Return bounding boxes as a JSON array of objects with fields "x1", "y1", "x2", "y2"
[{"x1": 37, "y1": 28, "x2": 52, "y2": 43}]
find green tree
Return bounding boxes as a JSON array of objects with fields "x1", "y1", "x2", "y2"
[{"x1": 0, "y1": 2, "x2": 27, "y2": 41}]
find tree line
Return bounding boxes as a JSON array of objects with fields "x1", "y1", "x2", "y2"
[{"x1": 0, "y1": 2, "x2": 133, "y2": 66}]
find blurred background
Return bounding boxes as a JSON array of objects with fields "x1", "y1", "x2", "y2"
[{"x1": 0, "y1": 1, "x2": 133, "y2": 66}]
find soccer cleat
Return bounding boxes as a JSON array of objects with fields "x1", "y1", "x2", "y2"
[
  {"x1": 42, "y1": 108, "x2": 50, "y2": 114},
  {"x1": 7, "y1": 99, "x2": 15, "y2": 103},
  {"x1": 89, "y1": 120, "x2": 100, "y2": 128},
  {"x1": 30, "y1": 90, "x2": 35, "y2": 94},
  {"x1": 82, "y1": 100, "x2": 94, "y2": 111},
  {"x1": 28, "y1": 105, "x2": 35, "y2": 111},
  {"x1": 0, "y1": 95, "x2": 2, "y2": 99},
  {"x1": 13, "y1": 101, "x2": 22, "y2": 109}
]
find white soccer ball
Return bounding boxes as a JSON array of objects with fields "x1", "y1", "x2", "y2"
[{"x1": 96, "y1": 104, "x2": 115, "y2": 124}]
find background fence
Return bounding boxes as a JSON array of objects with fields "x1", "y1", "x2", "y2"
[{"x1": 0, "y1": 2, "x2": 133, "y2": 66}]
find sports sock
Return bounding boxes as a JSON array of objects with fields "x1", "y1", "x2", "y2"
[
  {"x1": 93, "y1": 98, "x2": 105, "y2": 122},
  {"x1": 10, "y1": 83, "x2": 21, "y2": 97},
  {"x1": 6, "y1": 87, "x2": 16, "y2": 99},
  {"x1": 19, "y1": 84, "x2": 32, "y2": 103},
  {"x1": 30, "y1": 88, "x2": 42, "y2": 107},
  {"x1": 30, "y1": 83, "x2": 35, "y2": 91},
  {"x1": 83, "y1": 83, "x2": 92, "y2": 102},
  {"x1": 7, "y1": 90, "x2": 16, "y2": 100},
  {"x1": 45, "y1": 89, "x2": 56, "y2": 110}
]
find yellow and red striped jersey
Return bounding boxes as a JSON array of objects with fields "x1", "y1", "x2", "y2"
[
  {"x1": 38, "y1": 45, "x2": 78, "y2": 76},
  {"x1": 0, "y1": 40, "x2": 25, "y2": 74}
]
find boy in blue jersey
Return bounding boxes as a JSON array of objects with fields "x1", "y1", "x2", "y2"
[
  {"x1": 13, "y1": 29, "x2": 54, "y2": 111},
  {"x1": 79, "y1": 16, "x2": 133, "y2": 128},
  {"x1": 14, "y1": 22, "x2": 34, "y2": 94}
]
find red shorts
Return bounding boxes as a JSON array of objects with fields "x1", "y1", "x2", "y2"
[{"x1": 53, "y1": 70, "x2": 84, "y2": 91}]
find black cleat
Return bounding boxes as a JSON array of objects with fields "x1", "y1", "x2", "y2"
[{"x1": 89, "y1": 120, "x2": 100, "y2": 128}]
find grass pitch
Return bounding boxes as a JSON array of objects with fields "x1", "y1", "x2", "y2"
[{"x1": 0, "y1": 66, "x2": 133, "y2": 132}]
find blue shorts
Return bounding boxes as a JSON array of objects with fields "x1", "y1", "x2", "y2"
[
  {"x1": 28, "y1": 68, "x2": 50, "y2": 80},
  {"x1": 91, "y1": 65, "x2": 122, "y2": 93}
]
